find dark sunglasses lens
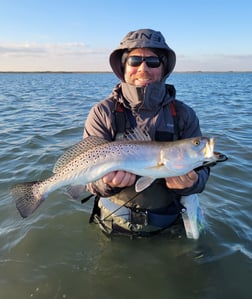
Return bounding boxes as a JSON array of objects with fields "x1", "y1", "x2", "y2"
[
  {"x1": 127, "y1": 56, "x2": 161, "y2": 68},
  {"x1": 145, "y1": 57, "x2": 161, "y2": 67},
  {"x1": 127, "y1": 56, "x2": 142, "y2": 67}
]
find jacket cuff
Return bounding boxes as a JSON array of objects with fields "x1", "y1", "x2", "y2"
[{"x1": 85, "y1": 179, "x2": 122, "y2": 197}]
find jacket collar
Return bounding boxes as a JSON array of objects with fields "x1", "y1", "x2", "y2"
[{"x1": 118, "y1": 81, "x2": 174, "y2": 114}]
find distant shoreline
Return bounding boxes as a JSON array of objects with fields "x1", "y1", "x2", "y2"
[
  {"x1": 0, "y1": 71, "x2": 113, "y2": 74},
  {"x1": 0, "y1": 71, "x2": 251, "y2": 74}
]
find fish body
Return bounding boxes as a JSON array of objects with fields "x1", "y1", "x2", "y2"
[{"x1": 11, "y1": 135, "x2": 215, "y2": 218}]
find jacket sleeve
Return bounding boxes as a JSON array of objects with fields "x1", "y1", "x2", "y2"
[{"x1": 83, "y1": 100, "x2": 115, "y2": 141}]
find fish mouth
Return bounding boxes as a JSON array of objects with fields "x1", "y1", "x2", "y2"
[{"x1": 204, "y1": 138, "x2": 215, "y2": 158}]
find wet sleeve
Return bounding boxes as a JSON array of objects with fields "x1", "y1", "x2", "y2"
[{"x1": 85, "y1": 180, "x2": 122, "y2": 197}]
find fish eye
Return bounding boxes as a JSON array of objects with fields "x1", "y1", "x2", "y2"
[{"x1": 193, "y1": 139, "x2": 201, "y2": 146}]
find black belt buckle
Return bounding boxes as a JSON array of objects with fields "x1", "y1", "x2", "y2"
[{"x1": 130, "y1": 209, "x2": 148, "y2": 226}]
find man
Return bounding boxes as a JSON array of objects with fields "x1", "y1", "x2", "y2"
[{"x1": 83, "y1": 29, "x2": 209, "y2": 237}]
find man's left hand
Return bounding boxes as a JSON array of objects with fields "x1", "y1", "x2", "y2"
[{"x1": 165, "y1": 170, "x2": 198, "y2": 189}]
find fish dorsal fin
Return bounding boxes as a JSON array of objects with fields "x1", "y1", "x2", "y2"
[
  {"x1": 124, "y1": 127, "x2": 151, "y2": 141},
  {"x1": 135, "y1": 177, "x2": 156, "y2": 192},
  {"x1": 53, "y1": 136, "x2": 109, "y2": 173}
]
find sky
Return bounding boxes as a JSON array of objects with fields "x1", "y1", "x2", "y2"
[{"x1": 0, "y1": 0, "x2": 251, "y2": 72}]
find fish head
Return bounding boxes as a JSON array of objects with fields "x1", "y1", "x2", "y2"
[{"x1": 160, "y1": 136, "x2": 215, "y2": 174}]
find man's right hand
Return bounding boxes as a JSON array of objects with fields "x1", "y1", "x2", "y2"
[{"x1": 102, "y1": 171, "x2": 136, "y2": 188}]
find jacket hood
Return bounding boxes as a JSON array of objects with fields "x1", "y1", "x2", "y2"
[{"x1": 109, "y1": 29, "x2": 176, "y2": 82}]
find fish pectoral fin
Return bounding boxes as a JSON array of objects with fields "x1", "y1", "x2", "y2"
[
  {"x1": 145, "y1": 162, "x2": 165, "y2": 170},
  {"x1": 135, "y1": 177, "x2": 156, "y2": 192}
]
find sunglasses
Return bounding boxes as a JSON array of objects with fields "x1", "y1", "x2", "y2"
[{"x1": 126, "y1": 56, "x2": 162, "y2": 68}]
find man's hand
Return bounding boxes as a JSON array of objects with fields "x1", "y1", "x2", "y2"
[
  {"x1": 165, "y1": 170, "x2": 198, "y2": 189},
  {"x1": 103, "y1": 171, "x2": 136, "y2": 188}
]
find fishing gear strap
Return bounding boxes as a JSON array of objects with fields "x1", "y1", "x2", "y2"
[{"x1": 89, "y1": 195, "x2": 101, "y2": 223}]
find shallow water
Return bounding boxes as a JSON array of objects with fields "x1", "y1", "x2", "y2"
[{"x1": 0, "y1": 72, "x2": 252, "y2": 298}]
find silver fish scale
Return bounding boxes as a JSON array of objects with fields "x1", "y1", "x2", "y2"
[
  {"x1": 54, "y1": 130, "x2": 152, "y2": 174},
  {"x1": 60, "y1": 142, "x2": 147, "y2": 176},
  {"x1": 83, "y1": 143, "x2": 137, "y2": 163}
]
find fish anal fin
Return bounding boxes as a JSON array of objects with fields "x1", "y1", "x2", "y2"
[{"x1": 66, "y1": 184, "x2": 86, "y2": 200}]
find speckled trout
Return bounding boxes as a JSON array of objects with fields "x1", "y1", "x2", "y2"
[{"x1": 11, "y1": 135, "x2": 215, "y2": 218}]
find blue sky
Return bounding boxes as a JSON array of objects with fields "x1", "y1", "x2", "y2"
[{"x1": 0, "y1": 0, "x2": 251, "y2": 72}]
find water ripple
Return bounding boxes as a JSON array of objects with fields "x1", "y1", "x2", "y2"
[{"x1": 1, "y1": 72, "x2": 252, "y2": 298}]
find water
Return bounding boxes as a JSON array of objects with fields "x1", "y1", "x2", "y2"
[{"x1": 0, "y1": 72, "x2": 252, "y2": 299}]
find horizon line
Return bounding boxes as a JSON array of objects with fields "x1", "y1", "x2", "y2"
[{"x1": 1, "y1": 70, "x2": 251, "y2": 74}]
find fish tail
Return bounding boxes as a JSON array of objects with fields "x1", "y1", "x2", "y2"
[{"x1": 11, "y1": 181, "x2": 44, "y2": 218}]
